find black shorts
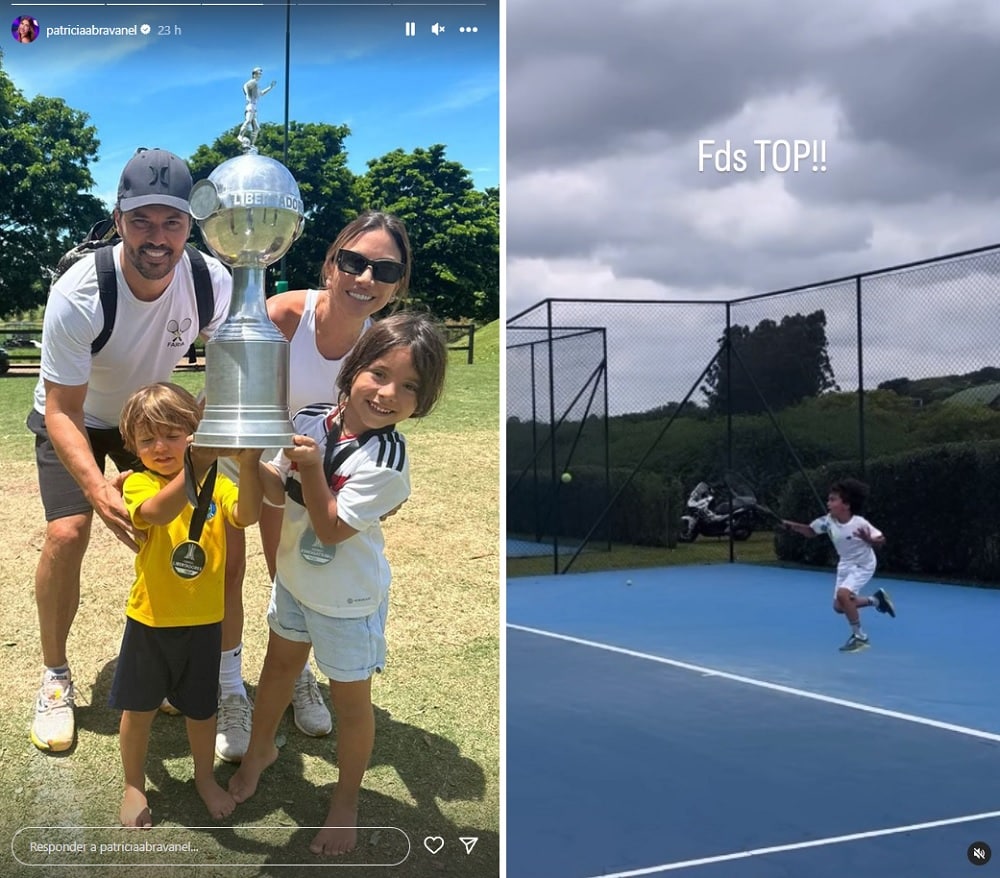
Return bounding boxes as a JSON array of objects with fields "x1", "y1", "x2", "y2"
[
  {"x1": 26, "y1": 408, "x2": 143, "y2": 521},
  {"x1": 109, "y1": 617, "x2": 222, "y2": 721}
]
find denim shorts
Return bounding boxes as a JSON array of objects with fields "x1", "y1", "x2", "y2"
[{"x1": 267, "y1": 576, "x2": 387, "y2": 682}]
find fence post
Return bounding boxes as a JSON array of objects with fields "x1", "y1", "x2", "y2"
[
  {"x1": 856, "y1": 275, "x2": 865, "y2": 477},
  {"x1": 725, "y1": 302, "x2": 735, "y2": 563},
  {"x1": 547, "y1": 301, "x2": 559, "y2": 574}
]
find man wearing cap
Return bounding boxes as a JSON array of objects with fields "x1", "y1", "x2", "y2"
[{"x1": 26, "y1": 148, "x2": 233, "y2": 754}]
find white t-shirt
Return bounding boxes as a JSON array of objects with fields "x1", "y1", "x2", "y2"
[
  {"x1": 273, "y1": 403, "x2": 410, "y2": 618},
  {"x1": 33, "y1": 244, "x2": 232, "y2": 429},
  {"x1": 810, "y1": 513, "x2": 882, "y2": 568},
  {"x1": 286, "y1": 289, "x2": 371, "y2": 413}
]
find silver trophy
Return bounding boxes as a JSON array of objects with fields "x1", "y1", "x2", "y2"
[{"x1": 189, "y1": 153, "x2": 304, "y2": 447}]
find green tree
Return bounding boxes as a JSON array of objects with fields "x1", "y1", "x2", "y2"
[
  {"x1": 358, "y1": 144, "x2": 499, "y2": 322},
  {"x1": 877, "y1": 367, "x2": 1000, "y2": 406},
  {"x1": 0, "y1": 53, "x2": 107, "y2": 317},
  {"x1": 702, "y1": 310, "x2": 837, "y2": 414},
  {"x1": 187, "y1": 121, "x2": 359, "y2": 294}
]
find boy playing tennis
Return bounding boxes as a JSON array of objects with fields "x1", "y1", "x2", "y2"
[
  {"x1": 783, "y1": 478, "x2": 895, "y2": 653},
  {"x1": 112, "y1": 383, "x2": 264, "y2": 826}
]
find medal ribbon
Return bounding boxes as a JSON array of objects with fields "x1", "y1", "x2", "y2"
[
  {"x1": 284, "y1": 408, "x2": 393, "y2": 508},
  {"x1": 183, "y1": 445, "x2": 218, "y2": 543}
]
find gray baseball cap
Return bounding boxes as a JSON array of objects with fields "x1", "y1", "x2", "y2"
[{"x1": 117, "y1": 148, "x2": 193, "y2": 213}]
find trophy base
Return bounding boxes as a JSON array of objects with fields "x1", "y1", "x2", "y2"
[{"x1": 193, "y1": 410, "x2": 295, "y2": 449}]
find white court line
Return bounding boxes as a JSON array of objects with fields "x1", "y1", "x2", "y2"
[
  {"x1": 507, "y1": 623, "x2": 1000, "y2": 743},
  {"x1": 578, "y1": 810, "x2": 1000, "y2": 877},
  {"x1": 509, "y1": 624, "x2": 1000, "y2": 876}
]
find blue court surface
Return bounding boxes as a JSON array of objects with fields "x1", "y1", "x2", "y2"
[{"x1": 507, "y1": 564, "x2": 1000, "y2": 878}]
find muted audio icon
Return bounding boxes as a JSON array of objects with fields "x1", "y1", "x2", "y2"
[
  {"x1": 968, "y1": 841, "x2": 992, "y2": 865},
  {"x1": 431, "y1": 22, "x2": 444, "y2": 35}
]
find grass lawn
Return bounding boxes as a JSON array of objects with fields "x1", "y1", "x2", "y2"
[{"x1": 0, "y1": 322, "x2": 499, "y2": 877}]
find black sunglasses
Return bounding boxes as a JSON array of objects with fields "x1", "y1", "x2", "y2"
[{"x1": 335, "y1": 249, "x2": 405, "y2": 284}]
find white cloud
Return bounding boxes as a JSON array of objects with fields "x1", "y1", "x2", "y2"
[{"x1": 507, "y1": 0, "x2": 1000, "y2": 405}]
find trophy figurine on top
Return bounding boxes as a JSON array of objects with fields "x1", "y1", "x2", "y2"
[
  {"x1": 237, "y1": 66, "x2": 276, "y2": 154},
  {"x1": 188, "y1": 68, "x2": 303, "y2": 449}
]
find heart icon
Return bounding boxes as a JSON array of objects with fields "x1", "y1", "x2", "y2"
[{"x1": 423, "y1": 836, "x2": 444, "y2": 855}]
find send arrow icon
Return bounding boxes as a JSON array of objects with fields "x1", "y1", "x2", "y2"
[{"x1": 459, "y1": 837, "x2": 478, "y2": 854}]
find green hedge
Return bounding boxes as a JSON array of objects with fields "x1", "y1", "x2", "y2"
[
  {"x1": 774, "y1": 440, "x2": 1000, "y2": 583},
  {"x1": 507, "y1": 466, "x2": 685, "y2": 548}
]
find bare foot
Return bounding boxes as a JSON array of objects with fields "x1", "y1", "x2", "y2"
[
  {"x1": 196, "y1": 776, "x2": 236, "y2": 820},
  {"x1": 309, "y1": 798, "x2": 358, "y2": 856},
  {"x1": 227, "y1": 745, "x2": 278, "y2": 803},
  {"x1": 120, "y1": 786, "x2": 153, "y2": 828}
]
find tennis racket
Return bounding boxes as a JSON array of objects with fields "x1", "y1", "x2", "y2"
[{"x1": 753, "y1": 503, "x2": 787, "y2": 528}]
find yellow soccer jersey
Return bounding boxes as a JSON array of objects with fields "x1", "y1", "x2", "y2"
[{"x1": 123, "y1": 469, "x2": 242, "y2": 627}]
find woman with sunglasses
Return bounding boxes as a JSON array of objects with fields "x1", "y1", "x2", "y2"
[{"x1": 213, "y1": 211, "x2": 411, "y2": 764}]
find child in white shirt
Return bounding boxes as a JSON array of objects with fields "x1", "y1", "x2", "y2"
[{"x1": 784, "y1": 478, "x2": 894, "y2": 652}]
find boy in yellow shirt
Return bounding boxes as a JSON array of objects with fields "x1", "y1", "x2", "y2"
[{"x1": 111, "y1": 382, "x2": 263, "y2": 827}]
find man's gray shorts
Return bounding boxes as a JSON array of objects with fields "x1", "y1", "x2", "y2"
[{"x1": 26, "y1": 409, "x2": 142, "y2": 521}]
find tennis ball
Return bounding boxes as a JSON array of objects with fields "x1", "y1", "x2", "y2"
[
  {"x1": 626, "y1": 579, "x2": 632, "y2": 586},
  {"x1": 561, "y1": 472, "x2": 572, "y2": 484}
]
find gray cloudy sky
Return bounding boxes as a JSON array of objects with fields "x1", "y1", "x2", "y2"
[
  {"x1": 505, "y1": 0, "x2": 1000, "y2": 414},
  {"x1": 506, "y1": 0, "x2": 1000, "y2": 308}
]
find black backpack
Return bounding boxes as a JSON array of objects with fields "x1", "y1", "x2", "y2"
[{"x1": 54, "y1": 218, "x2": 214, "y2": 355}]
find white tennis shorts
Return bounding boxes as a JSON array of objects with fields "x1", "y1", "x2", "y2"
[{"x1": 834, "y1": 563, "x2": 875, "y2": 595}]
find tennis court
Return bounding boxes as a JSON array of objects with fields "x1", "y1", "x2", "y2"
[{"x1": 507, "y1": 563, "x2": 1000, "y2": 878}]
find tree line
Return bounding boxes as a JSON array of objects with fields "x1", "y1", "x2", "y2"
[
  {"x1": 0, "y1": 54, "x2": 498, "y2": 323},
  {"x1": 508, "y1": 306, "x2": 1000, "y2": 511}
]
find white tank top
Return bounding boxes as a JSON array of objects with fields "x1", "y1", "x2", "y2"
[{"x1": 286, "y1": 289, "x2": 370, "y2": 414}]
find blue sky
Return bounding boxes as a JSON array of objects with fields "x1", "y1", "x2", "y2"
[{"x1": 5, "y1": 0, "x2": 499, "y2": 208}]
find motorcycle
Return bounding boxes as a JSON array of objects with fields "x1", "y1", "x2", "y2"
[{"x1": 677, "y1": 480, "x2": 757, "y2": 542}]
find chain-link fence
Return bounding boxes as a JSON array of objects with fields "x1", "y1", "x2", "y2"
[
  {"x1": 507, "y1": 243, "x2": 1000, "y2": 578},
  {"x1": 506, "y1": 325, "x2": 611, "y2": 573}
]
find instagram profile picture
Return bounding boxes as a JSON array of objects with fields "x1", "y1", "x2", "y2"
[{"x1": 12, "y1": 14, "x2": 38, "y2": 43}]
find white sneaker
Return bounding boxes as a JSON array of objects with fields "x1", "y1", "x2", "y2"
[
  {"x1": 31, "y1": 671, "x2": 76, "y2": 753},
  {"x1": 292, "y1": 667, "x2": 332, "y2": 737},
  {"x1": 215, "y1": 693, "x2": 253, "y2": 763}
]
